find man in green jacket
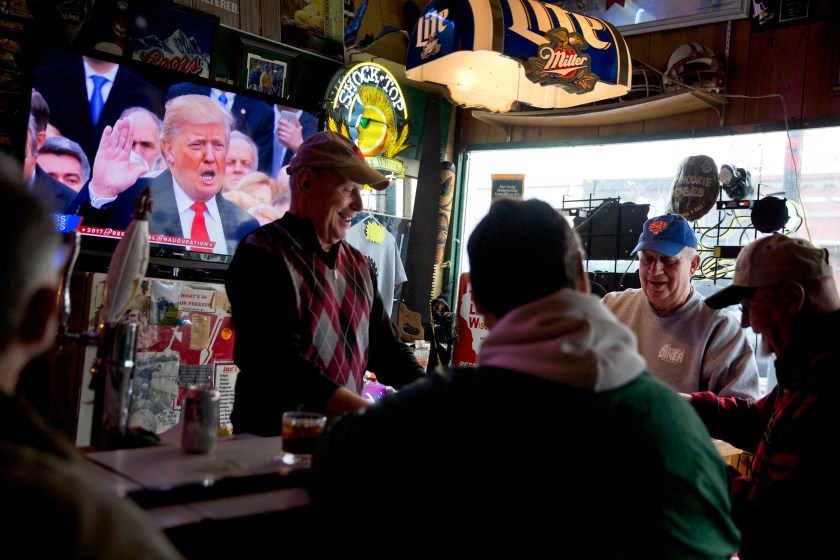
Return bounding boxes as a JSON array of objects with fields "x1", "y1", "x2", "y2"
[{"x1": 310, "y1": 197, "x2": 740, "y2": 558}]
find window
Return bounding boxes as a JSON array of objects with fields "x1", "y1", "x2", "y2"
[{"x1": 458, "y1": 125, "x2": 840, "y2": 393}]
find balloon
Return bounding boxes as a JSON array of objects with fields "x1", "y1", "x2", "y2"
[{"x1": 667, "y1": 155, "x2": 720, "y2": 221}]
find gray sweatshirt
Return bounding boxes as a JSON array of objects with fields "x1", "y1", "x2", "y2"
[{"x1": 602, "y1": 287, "x2": 761, "y2": 399}]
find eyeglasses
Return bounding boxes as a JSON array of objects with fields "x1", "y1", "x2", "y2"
[{"x1": 358, "y1": 117, "x2": 385, "y2": 129}]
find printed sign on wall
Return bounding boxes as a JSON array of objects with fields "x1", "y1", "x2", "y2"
[
  {"x1": 491, "y1": 174, "x2": 525, "y2": 201},
  {"x1": 451, "y1": 273, "x2": 488, "y2": 367}
]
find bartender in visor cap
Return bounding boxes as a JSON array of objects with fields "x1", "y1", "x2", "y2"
[{"x1": 225, "y1": 131, "x2": 424, "y2": 436}]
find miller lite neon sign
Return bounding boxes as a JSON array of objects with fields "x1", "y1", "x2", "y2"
[
  {"x1": 405, "y1": 0, "x2": 631, "y2": 112},
  {"x1": 525, "y1": 28, "x2": 596, "y2": 92}
]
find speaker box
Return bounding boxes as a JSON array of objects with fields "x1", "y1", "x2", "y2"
[
  {"x1": 589, "y1": 271, "x2": 641, "y2": 297},
  {"x1": 574, "y1": 202, "x2": 650, "y2": 260}
]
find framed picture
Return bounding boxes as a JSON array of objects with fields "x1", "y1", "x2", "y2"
[
  {"x1": 751, "y1": 0, "x2": 812, "y2": 32},
  {"x1": 239, "y1": 37, "x2": 298, "y2": 98},
  {"x1": 556, "y1": 0, "x2": 751, "y2": 36},
  {"x1": 245, "y1": 53, "x2": 288, "y2": 98},
  {"x1": 128, "y1": 0, "x2": 218, "y2": 79}
]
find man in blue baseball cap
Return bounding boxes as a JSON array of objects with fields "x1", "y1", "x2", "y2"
[{"x1": 602, "y1": 213, "x2": 760, "y2": 399}]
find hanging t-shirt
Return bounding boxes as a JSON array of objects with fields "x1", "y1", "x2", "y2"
[{"x1": 346, "y1": 219, "x2": 407, "y2": 304}]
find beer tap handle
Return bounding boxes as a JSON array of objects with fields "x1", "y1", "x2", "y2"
[
  {"x1": 57, "y1": 230, "x2": 80, "y2": 340},
  {"x1": 101, "y1": 187, "x2": 152, "y2": 324}
]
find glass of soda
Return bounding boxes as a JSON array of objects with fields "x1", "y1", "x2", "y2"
[{"x1": 279, "y1": 411, "x2": 327, "y2": 466}]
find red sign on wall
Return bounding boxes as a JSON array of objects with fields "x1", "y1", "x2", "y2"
[{"x1": 450, "y1": 273, "x2": 489, "y2": 367}]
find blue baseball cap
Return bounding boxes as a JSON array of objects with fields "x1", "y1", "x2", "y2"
[{"x1": 632, "y1": 213, "x2": 698, "y2": 257}]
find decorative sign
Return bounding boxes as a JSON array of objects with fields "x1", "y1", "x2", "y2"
[
  {"x1": 491, "y1": 174, "x2": 525, "y2": 201},
  {"x1": 451, "y1": 273, "x2": 488, "y2": 367},
  {"x1": 128, "y1": 2, "x2": 216, "y2": 78},
  {"x1": 751, "y1": 0, "x2": 811, "y2": 31},
  {"x1": 525, "y1": 28, "x2": 596, "y2": 92},
  {"x1": 324, "y1": 62, "x2": 411, "y2": 178},
  {"x1": 405, "y1": 0, "x2": 631, "y2": 112},
  {"x1": 214, "y1": 361, "x2": 239, "y2": 434}
]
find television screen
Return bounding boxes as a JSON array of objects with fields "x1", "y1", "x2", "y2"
[{"x1": 30, "y1": 45, "x2": 324, "y2": 280}]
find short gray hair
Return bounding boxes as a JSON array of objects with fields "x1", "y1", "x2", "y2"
[
  {"x1": 38, "y1": 135, "x2": 91, "y2": 183},
  {"x1": 229, "y1": 130, "x2": 259, "y2": 171}
]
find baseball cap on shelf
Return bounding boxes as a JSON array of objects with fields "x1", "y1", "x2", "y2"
[
  {"x1": 705, "y1": 234, "x2": 833, "y2": 309},
  {"x1": 632, "y1": 213, "x2": 698, "y2": 257},
  {"x1": 286, "y1": 130, "x2": 391, "y2": 190}
]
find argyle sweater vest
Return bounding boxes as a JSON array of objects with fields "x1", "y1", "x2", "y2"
[{"x1": 275, "y1": 226, "x2": 375, "y2": 394}]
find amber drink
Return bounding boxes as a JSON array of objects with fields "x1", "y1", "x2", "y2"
[{"x1": 281, "y1": 411, "x2": 327, "y2": 465}]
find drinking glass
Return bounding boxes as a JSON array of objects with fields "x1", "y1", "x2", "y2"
[{"x1": 279, "y1": 411, "x2": 327, "y2": 466}]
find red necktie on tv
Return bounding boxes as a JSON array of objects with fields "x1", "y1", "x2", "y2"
[{"x1": 190, "y1": 202, "x2": 213, "y2": 252}]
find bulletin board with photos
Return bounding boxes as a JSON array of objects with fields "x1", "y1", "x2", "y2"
[{"x1": 76, "y1": 274, "x2": 240, "y2": 446}]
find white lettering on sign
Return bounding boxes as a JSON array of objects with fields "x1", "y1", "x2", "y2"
[
  {"x1": 507, "y1": 0, "x2": 610, "y2": 51},
  {"x1": 539, "y1": 46, "x2": 585, "y2": 74},
  {"x1": 415, "y1": 9, "x2": 449, "y2": 48},
  {"x1": 200, "y1": 0, "x2": 240, "y2": 14},
  {"x1": 336, "y1": 64, "x2": 405, "y2": 112},
  {"x1": 568, "y1": 12, "x2": 610, "y2": 50}
]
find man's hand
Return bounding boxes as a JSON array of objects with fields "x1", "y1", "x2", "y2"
[
  {"x1": 277, "y1": 117, "x2": 304, "y2": 152},
  {"x1": 325, "y1": 386, "x2": 372, "y2": 417},
  {"x1": 90, "y1": 118, "x2": 148, "y2": 199}
]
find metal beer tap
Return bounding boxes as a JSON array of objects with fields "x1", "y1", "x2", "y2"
[{"x1": 58, "y1": 188, "x2": 153, "y2": 450}]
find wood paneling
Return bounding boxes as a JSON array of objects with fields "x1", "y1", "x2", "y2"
[
  {"x1": 257, "y1": 0, "x2": 283, "y2": 42},
  {"x1": 802, "y1": 8, "x2": 840, "y2": 120},
  {"x1": 174, "y1": 0, "x2": 242, "y2": 28},
  {"x1": 722, "y1": 18, "x2": 753, "y2": 127}
]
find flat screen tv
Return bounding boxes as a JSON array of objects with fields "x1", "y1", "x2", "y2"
[{"x1": 30, "y1": 42, "x2": 324, "y2": 282}]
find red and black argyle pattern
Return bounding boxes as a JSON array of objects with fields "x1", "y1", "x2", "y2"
[{"x1": 275, "y1": 228, "x2": 376, "y2": 394}]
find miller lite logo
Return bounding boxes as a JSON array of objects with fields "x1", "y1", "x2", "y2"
[
  {"x1": 415, "y1": 9, "x2": 449, "y2": 53},
  {"x1": 421, "y1": 36, "x2": 441, "y2": 59},
  {"x1": 525, "y1": 27, "x2": 597, "y2": 92},
  {"x1": 648, "y1": 221, "x2": 668, "y2": 235}
]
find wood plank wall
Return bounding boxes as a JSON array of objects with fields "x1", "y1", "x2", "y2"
[
  {"x1": 174, "y1": 0, "x2": 292, "y2": 42},
  {"x1": 176, "y1": 0, "x2": 424, "y2": 61}
]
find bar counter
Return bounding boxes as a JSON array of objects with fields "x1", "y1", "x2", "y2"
[
  {"x1": 83, "y1": 427, "x2": 747, "y2": 557},
  {"x1": 86, "y1": 431, "x2": 316, "y2": 557}
]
